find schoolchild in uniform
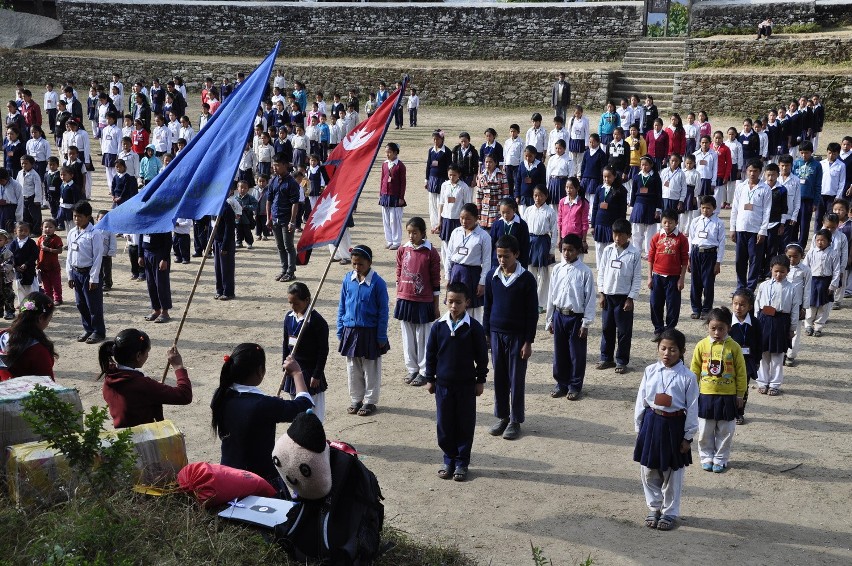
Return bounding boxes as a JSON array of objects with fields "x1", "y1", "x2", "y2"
[
  {"x1": 490, "y1": 198, "x2": 530, "y2": 270},
  {"x1": 480, "y1": 128, "x2": 504, "y2": 174},
  {"x1": 820, "y1": 213, "x2": 848, "y2": 310},
  {"x1": 557, "y1": 178, "x2": 590, "y2": 253},
  {"x1": 711, "y1": 131, "x2": 732, "y2": 212},
  {"x1": 65, "y1": 201, "x2": 105, "y2": 344},
  {"x1": 524, "y1": 185, "x2": 559, "y2": 312},
  {"x1": 697, "y1": 110, "x2": 712, "y2": 141},
  {"x1": 633, "y1": 328, "x2": 698, "y2": 532},
  {"x1": 9, "y1": 221, "x2": 39, "y2": 305},
  {"x1": 546, "y1": 233, "x2": 594, "y2": 399},
  {"x1": 95, "y1": 211, "x2": 116, "y2": 291},
  {"x1": 546, "y1": 116, "x2": 568, "y2": 159},
  {"x1": 739, "y1": 119, "x2": 759, "y2": 164},
  {"x1": 379, "y1": 143, "x2": 406, "y2": 250},
  {"x1": 616, "y1": 98, "x2": 633, "y2": 131},
  {"x1": 515, "y1": 145, "x2": 546, "y2": 216},
  {"x1": 425, "y1": 281, "x2": 488, "y2": 482},
  {"x1": 396, "y1": 217, "x2": 441, "y2": 387},
  {"x1": 140, "y1": 230, "x2": 173, "y2": 323},
  {"x1": 503, "y1": 124, "x2": 523, "y2": 195},
  {"x1": 629, "y1": 155, "x2": 663, "y2": 256},
  {"x1": 452, "y1": 132, "x2": 479, "y2": 187},
  {"x1": 730, "y1": 159, "x2": 771, "y2": 291},
  {"x1": 666, "y1": 114, "x2": 687, "y2": 160},
  {"x1": 407, "y1": 88, "x2": 419, "y2": 127},
  {"x1": 43, "y1": 157, "x2": 61, "y2": 221},
  {"x1": 598, "y1": 101, "x2": 619, "y2": 147},
  {"x1": 817, "y1": 142, "x2": 845, "y2": 236},
  {"x1": 475, "y1": 154, "x2": 509, "y2": 229},
  {"x1": 437, "y1": 165, "x2": 473, "y2": 274},
  {"x1": 283, "y1": 282, "x2": 330, "y2": 421},
  {"x1": 590, "y1": 166, "x2": 628, "y2": 268},
  {"x1": 626, "y1": 125, "x2": 647, "y2": 181},
  {"x1": 338, "y1": 245, "x2": 389, "y2": 417},
  {"x1": 234, "y1": 180, "x2": 257, "y2": 249},
  {"x1": 37, "y1": 219, "x2": 63, "y2": 305},
  {"x1": 644, "y1": 118, "x2": 669, "y2": 172},
  {"x1": 55, "y1": 166, "x2": 79, "y2": 231},
  {"x1": 629, "y1": 95, "x2": 644, "y2": 134},
  {"x1": 642, "y1": 97, "x2": 659, "y2": 136},
  {"x1": 793, "y1": 141, "x2": 822, "y2": 248},
  {"x1": 762, "y1": 163, "x2": 789, "y2": 275},
  {"x1": 730, "y1": 288, "x2": 762, "y2": 424},
  {"x1": 693, "y1": 135, "x2": 718, "y2": 210},
  {"x1": 425, "y1": 130, "x2": 452, "y2": 231},
  {"x1": 684, "y1": 112, "x2": 700, "y2": 157},
  {"x1": 778, "y1": 156, "x2": 801, "y2": 246},
  {"x1": 110, "y1": 159, "x2": 138, "y2": 208},
  {"x1": 661, "y1": 153, "x2": 687, "y2": 223},
  {"x1": 485, "y1": 234, "x2": 537, "y2": 440},
  {"x1": 525, "y1": 113, "x2": 547, "y2": 161},
  {"x1": 647, "y1": 209, "x2": 689, "y2": 341},
  {"x1": 688, "y1": 194, "x2": 725, "y2": 321},
  {"x1": 567, "y1": 106, "x2": 590, "y2": 177},
  {"x1": 831, "y1": 199, "x2": 852, "y2": 305},
  {"x1": 26, "y1": 126, "x2": 50, "y2": 181},
  {"x1": 580, "y1": 134, "x2": 607, "y2": 200},
  {"x1": 446, "y1": 203, "x2": 491, "y2": 323},
  {"x1": 607, "y1": 127, "x2": 630, "y2": 183},
  {"x1": 784, "y1": 243, "x2": 810, "y2": 366},
  {"x1": 545, "y1": 139, "x2": 570, "y2": 207},
  {"x1": 723, "y1": 128, "x2": 743, "y2": 209},
  {"x1": 690, "y1": 306, "x2": 747, "y2": 473},
  {"x1": 755, "y1": 120, "x2": 769, "y2": 162},
  {"x1": 755, "y1": 255, "x2": 800, "y2": 396},
  {"x1": 596, "y1": 219, "x2": 641, "y2": 374},
  {"x1": 172, "y1": 218, "x2": 192, "y2": 265}
]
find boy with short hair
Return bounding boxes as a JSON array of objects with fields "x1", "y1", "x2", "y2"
[
  {"x1": 95, "y1": 210, "x2": 116, "y2": 291},
  {"x1": 0, "y1": 230, "x2": 15, "y2": 319},
  {"x1": 65, "y1": 201, "x2": 105, "y2": 343},
  {"x1": 730, "y1": 159, "x2": 772, "y2": 291},
  {"x1": 596, "y1": 219, "x2": 641, "y2": 374},
  {"x1": 777, "y1": 154, "x2": 800, "y2": 247},
  {"x1": 504, "y1": 124, "x2": 523, "y2": 194},
  {"x1": 818, "y1": 142, "x2": 845, "y2": 235},
  {"x1": 762, "y1": 163, "x2": 789, "y2": 275},
  {"x1": 832, "y1": 198, "x2": 852, "y2": 301},
  {"x1": 484, "y1": 234, "x2": 538, "y2": 440},
  {"x1": 424, "y1": 281, "x2": 488, "y2": 482},
  {"x1": 793, "y1": 141, "x2": 822, "y2": 247},
  {"x1": 118, "y1": 137, "x2": 140, "y2": 180},
  {"x1": 647, "y1": 209, "x2": 689, "y2": 340},
  {"x1": 688, "y1": 196, "x2": 725, "y2": 319}
]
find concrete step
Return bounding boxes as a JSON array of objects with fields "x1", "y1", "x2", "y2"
[
  {"x1": 625, "y1": 45, "x2": 686, "y2": 54},
  {"x1": 633, "y1": 38, "x2": 686, "y2": 45},
  {"x1": 622, "y1": 58, "x2": 685, "y2": 68},
  {"x1": 622, "y1": 63, "x2": 685, "y2": 72}
]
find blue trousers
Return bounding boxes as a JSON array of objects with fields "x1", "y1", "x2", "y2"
[
  {"x1": 143, "y1": 248, "x2": 172, "y2": 310},
  {"x1": 735, "y1": 231, "x2": 765, "y2": 291},
  {"x1": 764, "y1": 224, "x2": 786, "y2": 277},
  {"x1": 435, "y1": 382, "x2": 476, "y2": 468},
  {"x1": 814, "y1": 195, "x2": 834, "y2": 236},
  {"x1": 490, "y1": 331, "x2": 527, "y2": 424},
  {"x1": 213, "y1": 239, "x2": 236, "y2": 297},
  {"x1": 552, "y1": 312, "x2": 587, "y2": 392},
  {"x1": 71, "y1": 268, "x2": 105, "y2": 336},
  {"x1": 193, "y1": 217, "x2": 211, "y2": 255},
  {"x1": 172, "y1": 233, "x2": 190, "y2": 262},
  {"x1": 689, "y1": 247, "x2": 717, "y2": 314},
  {"x1": 797, "y1": 198, "x2": 814, "y2": 249},
  {"x1": 650, "y1": 274, "x2": 682, "y2": 334},
  {"x1": 272, "y1": 221, "x2": 297, "y2": 276},
  {"x1": 600, "y1": 294, "x2": 633, "y2": 366}
]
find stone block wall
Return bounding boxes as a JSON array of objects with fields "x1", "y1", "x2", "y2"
[
  {"x1": 690, "y1": 0, "x2": 816, "y2": 32},
  {"x1": 54, "y1": 0, "x2": 641, "y2": 61},
  {"x1": 685, "y1": 36, "x2": 852, "y2": 66}
]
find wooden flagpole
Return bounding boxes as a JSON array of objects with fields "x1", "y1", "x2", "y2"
[{"x1": 160, "y1": 212, "x2": 223, "y2": 382}]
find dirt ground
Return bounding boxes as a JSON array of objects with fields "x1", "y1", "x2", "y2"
[{"x1": 7, "y1": 84, "x2": 851, "y2": 564}]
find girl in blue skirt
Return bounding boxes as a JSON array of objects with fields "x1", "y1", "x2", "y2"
[
  {"x1": 633, "y1": 328, "x2": 698, "y2": 531},
  {"x1": 447, "y1": 203, "x2": 491, "y2": 323},
  {"x1": 425, "y1": 130, "x2": 453, "y2": 232},
  {"x1": 629, "y1": 155, "x2": 663, "y2": 256},
  {"x1": 523, "y1": 185, "x2": 559, "y2": 312},
  {"x1": 756, "y1": 255, "x2": 801, "y2": 396},
  {"x1": 590, "y1": 166, "x2": 628, "y2": 268}
]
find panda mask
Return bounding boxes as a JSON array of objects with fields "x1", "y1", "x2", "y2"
[{"x1": 271, "y1": 411, "x2": 332, "y2": 501}]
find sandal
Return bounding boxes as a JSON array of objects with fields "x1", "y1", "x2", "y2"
[
  {"x1": 453, "y1": 466, "x2": 468, "y2": 482},
  {"x1": 357, "y1": 403, "x2": 377, "y2": 416},
  {"x1": 768, "y1": 388, "x2": 780, "y2": 396},
  {"x1": 595, "y1": 361, "x2": 616, "y2": 371},
  {"x1": 144, "y1": 312, "x2": 160, "y2": 321},
  {"x1": 437, "y1": 464, "x2": 452, "y2": 480},
  {"x1": 614, "y1": 365, "x2": 627, "y2": 374},
  {"x1": 346, "y1": 402, "x2": 362, "y2": 415},
  {"x1": 758, "y1": 386, "x2": 768, "y2": 395},
  {"x1": 645, "y1": 510, "x2": 661, "y2": 529},
  {"x1": 657, "y1": 515, "x2": 676, "y2": 531}
]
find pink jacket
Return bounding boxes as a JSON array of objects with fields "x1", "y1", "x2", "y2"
[
  {"x1": 395, "y1": 241, "x2": 441, "y2": 303},
  {"x1": 557, "y1": 196, "x2": 589, "y2": 238}
]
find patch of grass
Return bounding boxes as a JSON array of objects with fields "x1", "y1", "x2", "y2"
[
  {"x1": 692, "y1": 23, "x2": 823, "y2": 38},
  {"x1": 778, "y1": 23, "x2": 822, "y2": 34}
]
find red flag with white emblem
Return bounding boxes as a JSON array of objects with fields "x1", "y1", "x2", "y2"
[{"x1": 297, "y1": 78, "x2": 407, "y2": 258}]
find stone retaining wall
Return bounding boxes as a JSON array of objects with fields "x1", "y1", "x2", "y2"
[{"x1": 685, "y1": 36, "x2": 852, "y2": 66}]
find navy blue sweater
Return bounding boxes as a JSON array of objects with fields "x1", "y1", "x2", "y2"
[
  {"x1": 731, "y1": 320, "x2": 763, "y2": 378},
  {"x1": 490, "y1": 217, "x2": 530, "y2": 269},
  {"x1": 483, "y1": 267, "x2": 538, "y2": 343},
  {"x1": 424, "y1": 316, "x2": 489, "y2": 385}
]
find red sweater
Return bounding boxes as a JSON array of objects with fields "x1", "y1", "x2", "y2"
[
  {"x1": 102, "y1": 367, "x2": 192, "y2": 428},
  {"x1": 666, "y1": 127, "x2": 686, "y2": 157},
  {"x1": 380, "y1": 160, "x2": 407, "y2": 200},
  {"x1": 0, "y1": 331, "x2": 55, "y2": 381},
  {"x1": 648, "y1": 230, "x2": 689, "y2": 276},
  {"x1": 712, "y1": 143, "x2": 732, "y2": 182},
  {"x1": 645, "y1": 129, "x2": 670, "y2": 159},
  {"x1": 37, "y1": 234, "x2": 63, "y2": 272},
  {"x1": 395, "y1": 242, "x2": 441, "y2": 303}
]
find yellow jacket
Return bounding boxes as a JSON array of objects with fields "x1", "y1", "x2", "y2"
[
  {"x1": 627, "y1": 136, "x2": 647, "y2": 167},
  {"x1": 690, "y1": 336, "x2": 747, "y2": 397}
]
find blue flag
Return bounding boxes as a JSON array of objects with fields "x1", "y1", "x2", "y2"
[{"x1": 96, "y1": 42, "x2": 280, "y2": 234}]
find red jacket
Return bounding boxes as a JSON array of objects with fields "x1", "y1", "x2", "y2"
[
  {"x1": 645, "y1": 129, "x2": 670, "y2": 159},
  {"x1": 130, "y1": 128, "x2": 150, "y2": 155},
  {"x1": 380, "y1": 160, "x2": 407, "y2": 201},
  {"x1": 395, "y1": 241, "x2": 441, "y2": 303},
  {"x1": 21, "y1": 101, "x2": 42, "y2": 127},
  {"x1": 712, "y1": 143, "x2": 732, "y2": 182},
  {"x1": 102, "y1": 367, "x2": 192, "y2": 428},
  {"x1": 0, "y1": 331, "x2": 55, "y2": 381},
  {"x1": 666, "y1": 127, "x2": 686, "y2": 157},
  {"x1": 648, "y1": 229, "x2": 689, "y2": 276}
]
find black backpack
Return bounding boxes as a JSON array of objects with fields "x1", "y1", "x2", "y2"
[{"x1": 274, "y1": 443, "x2": 384, "y2": 565}]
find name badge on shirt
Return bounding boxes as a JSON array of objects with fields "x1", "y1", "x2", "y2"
[
  {"x1": 610, "y1": 260, "x2": 623, "y2": 269},
  {"x1": 615, "y1": 147, "x2": 624, "y2": 156},
  {"x1": 431, "y1": 160, "x2": 438, "y2": 167},
  {"x1": 639, "y1": 187, "x2": 649, "y2": 194},
  {"x1": 699, "y1": 160, "x2": 707, "y2": 166},
  {"x1": 663, "y1": 181, "x2": 670, "y2": 187},
  {"x1": 599, "y1": 202, "x2": 609, "y2": 210},
  {"x1": 654, "y1": 392, "x2": 672, "y2": 407},
  {"x1": 742, "y1": 140, "x2": 749, "y2": 145},
  {"x1": 457, "y1": 247, "x2": 469, "y2": 256},
  {"x1": 800, "y1": 179, "x2": 806, "y2": 185},
  {"x1": 288, "y1": 335, "x2": 298, "y2": 347},
  {"x1": 741, "y1": 347, "x2": 750, "y2": 355},
  {"x1": 524, "y1": 176, "x2": 533, "y2": 184},
  {"x1": 743, "y1": 203, "x2": 754, "y2": 211},
  {"x1": 70, "y1": 242, "x2": 79, "y2": 251},
  {"x1": 447, "y1": 196, "x2": 456, "y2": 203},
  {"x1": 143, "y1": 235, "x2": 151, "y2": 243},
  {"x1": 761, "y1": 305, "x2": 776, "y2": 316}
]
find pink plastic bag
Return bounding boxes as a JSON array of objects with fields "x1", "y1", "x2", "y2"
[{"x1": 177, "y1": 462, "x2": 276, "y2": 507}]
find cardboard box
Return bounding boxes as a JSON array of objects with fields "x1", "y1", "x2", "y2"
[
  {"x1": 0, "y1": 376, "x2": 83, "y2": 471},
  {"x1": 6, "y1": 419, "x2": 188, "y2": 507}
]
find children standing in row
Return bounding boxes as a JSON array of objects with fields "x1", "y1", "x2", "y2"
[{"x1": 754, "y1": 255, "x2": 800, "y2": 396}]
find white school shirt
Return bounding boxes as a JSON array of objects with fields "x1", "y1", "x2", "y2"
[
  {"x1": 43, "y1": 90, "x2": 58, "y2": 110},
  {"x1": 504, "y1": 136, "x2": 523, "y2": 167},
  {"x1": 634, "y1": 361, "x2": 699, "y2": 436},
  {"x1": 65, "y1": 224, "x2": 104, "y2": 284},
  {"x1": 329, "y1": 123, "x2": 341, "y2": 145},
  {"x1": 730, "y1": 180, "x2": 772, "y2": 235},
  {"x1": 109, "y1": 80, "x2": 124, "y2": 98},
  {"x1": 97, "y1": 104, "x2": 110, "y2": 128},
  {"x1": 446, "y1": 225, "x2": 491, "y2": 284},
  {"x1": 407, "y1": 94, "x2": 419, "y2": 109},
  {"x1": 754, "y1": 279, "x2": 800, "y2": 315},
  {"x1": 617, "y1": 106, "x2": 633, "y2": 129},
  {"x1": 597, "y1": 242, "x2": 642, "y2": 299},
  {"x1": 525, "y1": 126, "x2": 547, "y2": 153},
  {"x1": 568, "y1": 116, "x2": 590, "y2": 146},
  {"x1": 167, "y1": 120, "x2": 180, "y2": 141},
  {"x1": 173, "y1": 218, "x2": 193, "y2": 235},
  {"x1": 822, "y1": 230, "x2": 848, "y2": 274},
  {"x1": 111, "y1": 93, "x2": 123, "y2": 112},
  {"x1": 238, "y1": 149, "x2": 257, "y2": 172},
  {"x1": 16, "y1": 169, "x2": 42, "y2": 202},
  {"x1": 25, "y1": 137, "x2": 50, "y2": 162},
  {"x1": 60, "y1": 130, "x2": 76, "y2": 158},
  {"x1": 692, "y1": 148, "x2": 718, "y2": 181},
  {"x1": 151, "y1": 125, "x2": 172, "y2": 153},
  {"x1": 724, "y1": 139, "x2": 743, "y2": 168},
  {"x1": 273, "y1": 75, "x2": 287, "y2": 90},
  {"x1": 684, "y1": 123, "x2": 699, "y2": 147},
  {"x1": 660, "y1": 166, "x2": 687, "y2": 202},
  {"x1": 73, "y1": 130, "x2": 92, "y2": 163},
  {"x1": 305, "y1": 124, "x2": 319, "y2": 142},
  {"x1": 630, "y1": 104, "x2": 645, "y2": 132},
  {"x1": 100, "y1": 124, "x2": 121, "y2": 155},
  {"x1": 757, "y1": 131, "x2": 768, "y2": 159},
  {"x1": 546, "y1": 258, "x2": 595, "y2": 328},
  {"x1": 547, "y1": 127, "x2": 569, "y2": 156},
  {"x1": 683, "y1": 167, "x2": 700, "y2": 188},
  {"x1": 804, "y1": 246, "x2": 841, "y2": 287},
  {"x1": 179, "y1": 125, "x2": 195, "y2": 143},
  {"x1": 99, "y1": 229, "x2": 117, "y2": 257},
  {"x1": 0, "y1": 178, "x2": 23, "y2": 221},
  {"x1": 687, "y1": 214, "x2": 726, "y2": 263},
  {"x1": 523, "y1": 204, "x2": 558, "y2": 251},
  {"x1": 117, "y1": 150, "x2": 140, "y2": 178},
  {"x1": 821, "y1": 159, "x2": 844, "y2": 197},
  {"x1": 546, "y1": 153, "x2": 571, "y2": 178},
  {"x1": 256, "y1": 143, "x2": 275, "y2": 164},
  {"x1": 291, "y1": 134, "x2": 308, "y2": 151},
  {"x1": 787, "y1": 261, "x2": 811, "y2": 310},
  {"x1": 439, "y1": 180, "x2": 472, "y2": 220},
  {"x1": 778, "y1": 173, "x2": 801, "y2": 224}
]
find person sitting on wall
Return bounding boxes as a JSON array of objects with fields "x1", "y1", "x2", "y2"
[{"x1": 756, "y1": 18, "x2": 773, "y2": 40}]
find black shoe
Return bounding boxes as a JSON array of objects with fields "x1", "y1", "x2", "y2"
[
  {"x1": 409, "y1": 374, "x2": 428, "y2": 387},
  {"x1": 651, "y1": 333, "x2": 662, "y2": 342},
  {"x1": 550, "y1": 385, "x2": 567, "y2": 398},
  {"x1": 192, "y1": 253, "x2": 203, "y2": 257},
  {"x1": 489, "y1": 418, "x2": 509, "y2": 436},
  {"x1": 77, "y1": 332, "x2": 92, "y2": 342},
  {"x1": 85, "y1": 333, "x2": 104, "y2": 344},
  {"x1": 502, "y1": 422, "x2": 521, "y2": 440}
]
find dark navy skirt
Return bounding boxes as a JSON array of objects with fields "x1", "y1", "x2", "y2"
[
  {"x1": 568, "y1": 138, "x2": 585, "y2": 154},
  {"x1": 633, "y1": 407, "x2": 692, "y2": 472},
  {"x1": 600, "y1": 133, "x2": 613, "y2": 146},
  {"x1": 685, "y1": 185, "x2": 698, "y2": 211},
  {"x1": 580, "y1": 177, "x2": 598, "y2": 199},
  {"x1": 730, "y1": 164, "x2": 740, "y2": 182},
  {"x1": 547, "y1": 176, "x2": 567, "y2": 205},
  {"x1": 528, "y1": 234, "x2": 554, "y2": 267},
  {"x1": 449, "y1": 263, "x2": 484, "y2": 308},
  {"x1": 378, "y1": 194, "x2": 401, "y2": 207},
  {"x1": 56, "y1": 207, "x2": 73, "y2": 223},
  {"x1": 662, "y1": 198, "x2": 682, "y2": 213},
  {"x1": 394, "y1": 298, "x2": 436, "y2": 324},
  {"x1": 426, "y1": 175, "x2": 445, "y2": 194},
  {"x1": 101, "y1": 153, "x2": 117, "y2": 167},
  {"x1": 698, "y1": 393, "x2": 737, "y2": 421},
  {"x1": 339, "y1": 326, "x2": 380, "y2": 360},
  {"x1": 686, "y1": 139, "x2": 697, "y2": 156},
  {"x1": 257, "y1": 161, "x2": 271, "y2": 177},
  {"x1": 292, "y1": 148, "x2": 307, "y2": 168},
  {"x1": 440, "y1": 218, "x2": 461, "y2": 242},
  {"x1": 698, "y1": 178, "x2": 713, "y2": 197},
  {"x1": 758, "y1": 310, "x2": 792, "y2": 353},
  {"x1": 811, "y1": 276, "x2": 832, "y2": 308},
  {"x1": 627, "y1": 165, "x2": 640, "y2": 180},
  {"x1": 593, "y1": 224, "x2": 613, "y2": 244},
  {"x1": 629, "y1": 200, "x2": 657, "y2": 225}
]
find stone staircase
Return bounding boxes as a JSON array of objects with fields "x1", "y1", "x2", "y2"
[{"x1": 610, "y1": 38, "x2": 686, "y2": 112}]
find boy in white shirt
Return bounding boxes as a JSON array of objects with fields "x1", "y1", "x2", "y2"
[
  {"x1": 504, "y1": 124, "x2": 523, "y2": 195},
  {"x1": 407, "y1": 87, "x2": 420, "y2": 127},
  {"x1": 44, "y1": 83, "x2": 58, "y2": 134}
]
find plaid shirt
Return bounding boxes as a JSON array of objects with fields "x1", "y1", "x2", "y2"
[{"x1": 475, "y1": 169, "x2": 508, "y2": 228}]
